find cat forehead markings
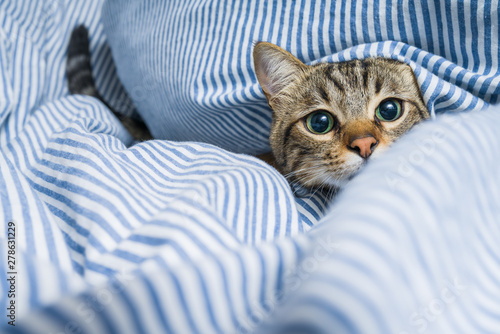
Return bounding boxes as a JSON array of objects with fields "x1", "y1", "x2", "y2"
[{"x1": 287, "y1": 59, "x2": 418, "y2": 122}]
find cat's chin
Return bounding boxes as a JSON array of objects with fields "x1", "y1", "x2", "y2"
[
  {"x1": 335, "y1": 170, "x2": 360, "y2": 187},
  {"x1": 291, "y1": 156, "x2": 367, "y2": 192},
  {"x1": 346, "y1": 171, "x2": 359, "y2": 181},
  {"x1": 320, "y1": 171, "x2": 358, "y2": 189},
  {"x1": 291, "y1": 168, "x2": 360, "y2": 197},
  {"x1": 340, "y1": 158, "x2": 366, "y2": 183},
  {"x1": 343, "y1": 152, "x2": 386, "y2": 183}
]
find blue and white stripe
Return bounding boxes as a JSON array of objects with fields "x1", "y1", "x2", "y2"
[
  {"x1": 102, "y1": 0, "x2": 500, "y2": 154},
  {"x1": 265, "y1": 106, "x2": 500, "y2": 334},
  {"x1": 1, "y1": 0, "x2": 500, "y2": 333}
]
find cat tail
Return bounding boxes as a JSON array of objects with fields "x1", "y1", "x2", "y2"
[
  {"x1": 66, "y1": 25, "x2": 107, "y2": 103},
  {"x1": 66, "y1": 25, "x2": 152, "y2": 141}
]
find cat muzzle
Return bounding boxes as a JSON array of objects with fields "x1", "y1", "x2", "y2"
[{"x1": 348, "y1": 135, "x2": 379, "y2": 159}]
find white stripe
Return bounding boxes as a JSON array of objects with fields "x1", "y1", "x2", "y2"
[{"x1": 1, "y1": 1, "x2": 500, "y2": 333}]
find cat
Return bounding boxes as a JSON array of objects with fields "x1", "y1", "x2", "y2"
[
  {"x1": 66, "y1": 25, "x2": 152, "y2": 141},
  {"x1": 66, "y1": 25, "x2": 428, "y2": 194},
  {"x1": 253, "y1": 42, "x2": 429, "y2": 193}
]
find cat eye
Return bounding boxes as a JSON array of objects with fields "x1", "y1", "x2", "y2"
[
  {"x1": 305, "y1": 111, "x2": 335, "y2": 134},
  {"x1": 375, "y1": 99, "x2": 402, "y2": 122}
]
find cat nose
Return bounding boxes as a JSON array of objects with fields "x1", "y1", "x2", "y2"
[{"x1": 348, "y1": 136, "x2": 379, "y2": 159}]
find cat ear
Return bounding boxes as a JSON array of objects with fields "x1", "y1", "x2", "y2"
[{"x1": 253, "y1": 42, "x2": 306, "y2": 98}]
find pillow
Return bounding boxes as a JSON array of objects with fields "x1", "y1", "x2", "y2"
[{"x1": 102, "y1": 0, "x2": 499, "y2": 154}]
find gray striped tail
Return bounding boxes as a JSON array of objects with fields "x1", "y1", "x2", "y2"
[{"x1": 66, "y1": 25, "x2": 101, "y2": 98}]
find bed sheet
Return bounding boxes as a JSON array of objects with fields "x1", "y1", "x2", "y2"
[{"x1": 0, "y1": 0, "x2": 499, "y2": 333}]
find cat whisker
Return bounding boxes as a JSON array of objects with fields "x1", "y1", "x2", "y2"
[
  {"x1": 285, "y1": 160, "x2": 360, "y2": 197},
  {"x1": 284, "y1": 166, "x2": 318, "y2": 179},
  {"x1": 285, "y1": 169, "x2": 317, "y2": 185}
]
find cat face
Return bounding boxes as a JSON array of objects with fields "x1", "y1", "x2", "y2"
[{"x1": 253, "y1": 42, "x2": 429, "y2": 190}]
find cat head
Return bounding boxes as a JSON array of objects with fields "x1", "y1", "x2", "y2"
[{"x1": 253, "y1": 42, "x2": 429, "y2": 190}]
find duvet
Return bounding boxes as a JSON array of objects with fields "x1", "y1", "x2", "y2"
[{"x1": 1, "y1": 0, "x2": 499, "y2": 333}]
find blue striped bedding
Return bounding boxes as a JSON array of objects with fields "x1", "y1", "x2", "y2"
[{"x1": 1, "y1": 0, "x2": 499, "y2": 333}]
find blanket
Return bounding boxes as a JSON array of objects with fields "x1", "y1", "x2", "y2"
[{"x1": 1, "y1": 0, "x2": 499, "y2": 333}]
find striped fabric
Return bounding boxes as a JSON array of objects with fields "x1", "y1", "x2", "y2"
[
  {"x1": 266, "y1": 107, "x2": 500, "y2": 334},
  {"x1": 102, "y1": 0, "x2": 500, "y2": 154},
  {"x1": 0, "y1": 0, "x2": 499, "y2": 333}
]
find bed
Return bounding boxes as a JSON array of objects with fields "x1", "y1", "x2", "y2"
[{"x1": 1, "y1": 0, "x2": 500, "y2": 333}]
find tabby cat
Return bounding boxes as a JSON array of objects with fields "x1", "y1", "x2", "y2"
[
  {"x1": 253, "y1": 42, "x2": 429, "y2": 193},
  {"x1": 66, "y1": 26, "x2": 428, "y2": 194}
]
